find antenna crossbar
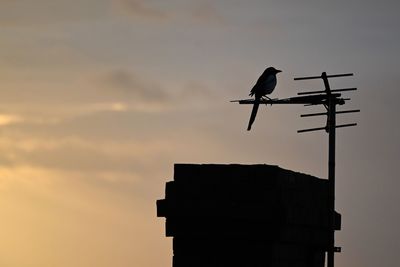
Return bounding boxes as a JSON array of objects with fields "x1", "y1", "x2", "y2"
[
  {"x1": 297, "y1": 123, "x2": 357, "y2": 133},
  {"x1": 294, "y1": 73, "x2": 353, "y2": 80},
  {"x1": 298, "y1": 87, "x2": 357, "y2": 95},
  {"x1": 301, "y1": 109, "x2": 360, "y2": 117}
]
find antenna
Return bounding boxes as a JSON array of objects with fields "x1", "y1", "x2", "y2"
[{"x1": 232, "y1": 71, "x2": 359, "y2": 267}]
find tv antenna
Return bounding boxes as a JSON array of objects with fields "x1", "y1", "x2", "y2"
[{"x1": 231, "y1": 72, "x2": 359, "y2": 267}]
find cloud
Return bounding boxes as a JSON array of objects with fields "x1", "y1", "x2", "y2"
[
  {"x1": 116, "y1": 0, "x2": 169, "y2": 20},
  {"x1": 115, "y1": 1, "x2": 226, "y2": 26},
  {"x1": 190, "y1": 2, "x2": 225, "y2": 25},
  {"x1": 0, "y1": 135, "x2": 176, "y2": 192},
  {"x1": 95, "y1": 68, "x2": 220, "y2": 113},
  {"x1": 83, "y1": 102, "x2": 129, "y2": 113},
  {"x1": 0, "y1": 0, "x2": 108, "y2": 26},
  {"x1": 0, "y1": 114, "x2": 23, "y2": 126},
  {"x1": 100, "y1": 69, "x2": 170, "y2": 102}
]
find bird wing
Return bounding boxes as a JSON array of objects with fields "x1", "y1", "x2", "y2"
[
  {"x1": 250, "y1": 74, "x2": 276, "y2": 97},
  {"x1": 249, "y1": 83, "x2": 258, "y2": 96},
  {"x1": 261, "y1": 75, "x2": 277, "y2": 94}
]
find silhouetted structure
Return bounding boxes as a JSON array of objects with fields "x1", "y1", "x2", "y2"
[{"x1": 157, "y1": 164, "x2": 341, "y2": 267}]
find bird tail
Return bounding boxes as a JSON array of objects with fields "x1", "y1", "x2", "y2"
[{"x1": 247, "y1": 99, "x2": 260, "y2": 131}]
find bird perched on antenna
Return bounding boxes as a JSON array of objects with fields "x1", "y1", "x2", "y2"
[{"x1": 247, "y1": 67, "x2": 282, "y2": 131}]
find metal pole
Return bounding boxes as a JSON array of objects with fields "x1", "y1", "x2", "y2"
[
  {"x1": 327, "y1": 101, "x2": 336, "y2": 267},
  {"x1": 322, "y1": 72, "x2": 336, "y2": 267}
]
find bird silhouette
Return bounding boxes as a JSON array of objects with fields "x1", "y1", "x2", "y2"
[{"x1": 247, "y1": 67, "x2": 282, "y2": 131}]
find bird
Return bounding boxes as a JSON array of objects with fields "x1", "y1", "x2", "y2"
[{"x1": 247, "y1": 67, "x2": 282, "y2": 131}]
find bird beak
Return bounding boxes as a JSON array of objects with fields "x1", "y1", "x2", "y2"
[{"x1": 276, "y1": 70, "x2": 282, "y2": 73}]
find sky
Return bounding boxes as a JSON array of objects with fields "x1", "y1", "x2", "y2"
[{"x1": 0, "y1": 0, "x2": 399, "y2": 266}]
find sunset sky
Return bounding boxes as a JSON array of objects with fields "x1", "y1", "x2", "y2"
[{"x1": 0, "y1": 0, "x2": 399, "y2": 266}]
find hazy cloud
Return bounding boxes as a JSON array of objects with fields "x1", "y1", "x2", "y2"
[
  {"x1": 100, "y1": 69, "x2": 170, "y2": 102},
  {"x1": 178, "y1": 80, "x2": 219, "y2": 107},
  {"x1": 115, "y1": 0, "x2": 226, "y2": 25},
  {"x1": 190, "y1": 2, "x2": 225, "y2": 25},
  {"x1": 0, "y1": 114, "x2": 24, "y2": 126},
  {"x1": 0, "y1": 134, "x2": 172, "y2": 175},
  {"x1": 116, "y1": 0, "x2": 169, "y2": 20},
  {"x1": 97, "y1": 68, "x2": 219, "y2": 112},
  {"x1": 0, "y1": 0, "x2": 108, "y2": 26}
]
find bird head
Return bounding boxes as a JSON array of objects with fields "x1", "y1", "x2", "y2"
[{"x1": 266, "y1": 67, "x2": 282, "y2": 74}]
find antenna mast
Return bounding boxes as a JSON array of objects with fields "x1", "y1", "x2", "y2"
[{"x1": 232, "y1": 71, "x2": 359, "y2": 267}]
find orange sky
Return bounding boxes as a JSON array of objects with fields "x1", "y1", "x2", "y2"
[{"x1": 0, "y1": 1, "x2": 399, "y2": 266}]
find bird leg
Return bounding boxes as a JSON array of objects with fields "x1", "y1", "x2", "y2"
[{"x1": 262, "y1": 96, "x2": 273, "y2": 106}]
